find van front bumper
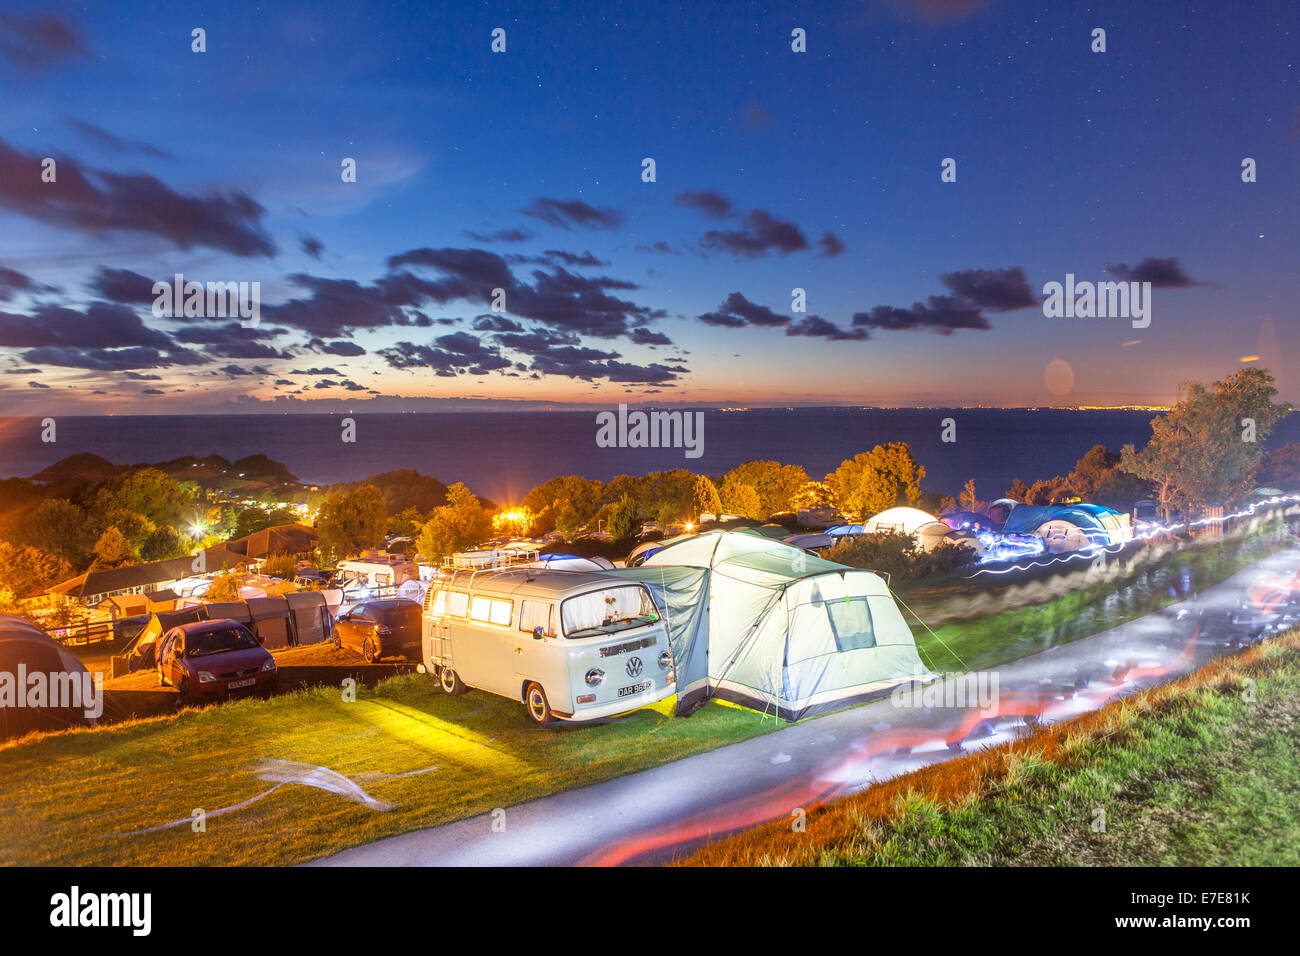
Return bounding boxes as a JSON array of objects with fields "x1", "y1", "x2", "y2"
[{"x1": 561, "y1": 680, "x2": 673, "y2": 721}]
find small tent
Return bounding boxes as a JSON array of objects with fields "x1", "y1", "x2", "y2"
[
  {"x1": 0, "y1": 615, "x2": 98, "y2": 738},
  {"x1": 863, "y1": 507, "x2": 952, "y2": 551},
  {"x1": 616, "y1": 531, "x2": 931, "y2": 720},
  {"x1": 1001, "y1": 503, "x2": 1133, "y2": 552}
]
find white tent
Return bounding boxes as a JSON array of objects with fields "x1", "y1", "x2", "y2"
[
  {"x1": 619, "y1": 531, "x2": 932, "y2": 720},
  {"x1": 862, "y1": 506, "x2": 952, "y2": 552}
]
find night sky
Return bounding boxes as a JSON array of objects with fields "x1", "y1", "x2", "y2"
[{"x1": 0, "y1": 0, "x2": 1296, "y2": 414}]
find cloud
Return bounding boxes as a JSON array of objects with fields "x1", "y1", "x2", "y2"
[
  {"x1": 464, "y1": 227, "x2": 532, "y2": 243},
  {"x1": 170, "y1": 322, "x2": 289, "y2": 359},
  {"x1": 701, "y1": 209, "x2": 809, "y2": 258},
  {"x1": 816, "y1": 232, "x2": 846, "y2": 258},
  {"x1": 0, "y1": 138, "x2": 276, "y2": 257},
  {"x1": 519, "y1": 197, "x2": 624, "y2": 230},
  {"x1": 0, "y1": 301, "x2": 173, "y2": 349},
  {"x1": 0, "y1": 12, "x2": 87, "y2": 70},
  {"x1": 87, "y1": 267, "x2": 159, "y2": 305},
  {"x1": 542, "y1": 249, "x2": 608, "y2": 267},
  {"x1": 851, "y1": 296, "x2": 991, "y2": 334},
  {"x1": 0, "y1": 265, "x2": 54, "y2": 301},
  {"x1": 675, "y1": 189, "x2": 735, "y2": 218},
  {"x1": 629, "y1": 326, "x2": 672, "y2": 345},
  {"x1": 27, "y1": 380, "x2": 49, "y2": 389},
  {"x1": 1105, "y1": 257, "x2": 1205, "y2": 288},
  {"x1": 786, "y1": 316, "x2": 868, "y2": 340},
  {"x1": 938, "y1": 266, "x2": 1036, "y2": 311},
  {"x1": 299, "y1": 236, "x2": 324, "y2": 260},
  {"x1": 64, "y1": 117, "x2": 170, "y2": 159},
  {"x1": 21, "y1": 345, "x2": 205, "y2": 371},
  {"x1": 315, "y1": 339, "x2": 365, "y2": 356}
]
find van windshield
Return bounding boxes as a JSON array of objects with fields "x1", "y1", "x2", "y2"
[{"x1": 562, "y1": 586, "x2": 658, "y2": 638}]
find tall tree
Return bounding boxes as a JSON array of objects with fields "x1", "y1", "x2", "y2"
[
  {"x1": 315, "y1": 485, "x2": 387, "y2": 560},
  {"x1": 416, "y1": 482, "x2": 493, "y2": 560}
]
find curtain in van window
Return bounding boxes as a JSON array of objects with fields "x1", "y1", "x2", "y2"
[
  {"x1": 519, "y1": 600, "x2": 554, "y2": 636},
  {"x1": 561, "y1": 587, "x2": 650, "y2": 634}
]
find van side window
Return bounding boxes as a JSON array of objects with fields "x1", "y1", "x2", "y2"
[
  {"x1": 428, "y1": 590, "x2": 445, "y2": 615},
  {"x1": 470, "y1": 596, "x2": 513, "y2": 626},
  {"x1": 445, "y1": 591, "x2": 469, "y2": 618},
  {"x1": 518, "y1": 600, "x2": 555, "y2": 637}
]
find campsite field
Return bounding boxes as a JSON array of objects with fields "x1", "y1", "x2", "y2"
[
  {"x1": 3, "y1": 523, "x2": 1291, "y2": 866},
  {"x1": 0, "y1": 674, "x2": 777, "y2": 866},
  {"x1": 677, "y1": 625, "x2": 1300, "y2": 867}
]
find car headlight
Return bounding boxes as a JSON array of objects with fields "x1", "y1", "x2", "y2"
[
  {"x1": 261, "y1": 658, "x2": 276, "y2": 672},
  {"x1": 585, "y1": 668, "x2": 605, "y2": 686},
  {"x1": 196, "y1": 670, "x2": 217, "y2": 683}
]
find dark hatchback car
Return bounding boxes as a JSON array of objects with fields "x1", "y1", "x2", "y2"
[
  {"x1": 332, "y1": 598, "x2": 422, "y2": 662},
  {"x1": 156, "y1": 619, "x2": 278, "y2": 703}
]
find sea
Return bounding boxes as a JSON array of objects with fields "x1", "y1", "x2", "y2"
[{"x1": 2, "y1": 408, "x2": 1297, "y2": 504}]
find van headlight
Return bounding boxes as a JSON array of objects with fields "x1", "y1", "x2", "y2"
[
  {"x1": 197, "y1": 670, "x2": 217, "y2": 683},
  {"x1": 658, "y1": 652, "x2": 671, "y2": 669},
  {"x1": 585, "y1": 668, "x2": 605, "y2": 686}
]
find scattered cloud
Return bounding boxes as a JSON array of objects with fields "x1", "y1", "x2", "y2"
[{"x1": 519, "y1": 197, "x2": 624, "y2": 230}]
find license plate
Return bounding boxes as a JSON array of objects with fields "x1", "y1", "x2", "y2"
[
  {"x1": 228, "y1": 677, "x2": 257, "y2": 689},
  {"x1": 618, "y1": 681, "x2": 650, "y2": 698}
]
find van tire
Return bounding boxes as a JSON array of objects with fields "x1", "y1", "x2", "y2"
[
  {"x1": 524, "y1": 682, "x2": 553, "y2": 725},
  {"x1": 438, "y1": 666, "x2": 467, "y2": 696}
]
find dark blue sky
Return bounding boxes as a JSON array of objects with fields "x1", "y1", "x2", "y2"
[{"x1": 0, "y1": 0, "x2": 1296, "y2": 413}]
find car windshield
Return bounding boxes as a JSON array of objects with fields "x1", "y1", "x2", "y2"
[
  {"x1": 186, "y1": 626, "x2": 259, "y2": 656},
  {"x1": 562, "y1": 586, "x2": 658, "y2": 638}
]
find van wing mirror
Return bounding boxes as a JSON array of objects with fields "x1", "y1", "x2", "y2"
[{"x1": 532, "y1": 626, "x2": 545, "y2": 641}]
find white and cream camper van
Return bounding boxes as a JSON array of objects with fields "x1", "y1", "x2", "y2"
[{"x1": 421, "y1": 568, "x2": 675, "y2": 724}]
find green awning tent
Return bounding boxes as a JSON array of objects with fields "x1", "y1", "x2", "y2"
[{"x1": 613, "y1": 530, "x2": 932, "y2": 721}]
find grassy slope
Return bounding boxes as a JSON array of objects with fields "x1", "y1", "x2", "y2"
[
  {"x1": 678, "y1": 628, "x2": 1300, "y2": 866},
  {"x1": 0, "y1": 677, "x2": 775, "y2": 866},
  {"x1": 911, "y1": 525, "x2": 1288, "y2": 672}
]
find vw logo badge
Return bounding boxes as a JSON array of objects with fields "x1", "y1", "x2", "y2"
[{"x1": 626, "y1": 656, "x2": 644, "y2": 678}]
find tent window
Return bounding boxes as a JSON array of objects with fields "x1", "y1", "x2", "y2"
[{"x1": 824, "y1": 597, "x2": 877, "y2": 651}]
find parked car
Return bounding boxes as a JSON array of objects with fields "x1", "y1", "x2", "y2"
[
  {"x1": 332, "y1": 598, "x2": 422, "y2": 662},
  {"x1": 155, "y1": 619, "x2": 278, "y2": 703},
  {"x1": 293, "y1": 568, "x2": 333, "y2": 588}
]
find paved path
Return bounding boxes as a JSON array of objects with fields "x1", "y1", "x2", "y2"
[{"x1": 313, "y1": 546, "x2": 1300, "y2": 866}]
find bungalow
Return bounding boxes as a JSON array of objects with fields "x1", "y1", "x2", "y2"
[{"x1": 46, "y1": 545, "x2": 250, "y2": 610}]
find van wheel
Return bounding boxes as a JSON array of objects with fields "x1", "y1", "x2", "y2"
[
  {"x1": 362, "y1": 636, "x2": 378, "y2": 663},
  {"x1": 438, "y1": 666, "x2": 467, "y2": 696},
  {"x1": 524, "y1": 682, "x2": 553, "y2": 725}
]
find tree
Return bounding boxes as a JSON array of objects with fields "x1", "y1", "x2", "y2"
[
  {"x1": 1005, "y1": 478, "x2": 1031, "y2": 501},
  {"x1": 828, "y1": 443, "x2": 926, "y2": 518},
  {"x1": 719, "y1": 480, "x2": 763, "y2": 520},
  {"x1": 691, "y1": 475, "x2": 722, "y2": 518},
  {"x1": 606, "y1": 494, "x2": 641, "y2": 540},
  {"x1": 260, "y1": 552, "x2": 298, "y2": 580},
  {"x1": 1259, "y1": 443, "x2": 1300, "y2": 487},
  {"x1": 0, "y1": 542, "x2": 72, "y2": 598},
  {"x1": 18, "y1": 498, "x2": 92, "y2": 567},
  {"x1": 385, "y1": 506, "x2": 426, "y2": 538},
  {"x1": 95, "y1": 467, "x2": 194, "y2": 530},
  {"x1": 722, "y1": 461, "x2": 810, "y2": 515},
  {"x1": 140, "y1": 525, "x2": 191, "y2": 562},
  {"x1": 416, "y1": 482, "x2": 493, "y2": 561},
  {"x1": 1121, "y1": 368, "x2": 1292, "y2": 511},
  {"x1": 91, "y1": 526, "x2": 136, "y2": 569},
  {"x1": 958, "y1": 478, "x2": 978, "y2": 511},
  {"x1": 523, "y1": 476, "x2": 603, "y2": 528},
  {"x1": 315, "y1": 485, "x2": 387, "y2": 560},
  {"x1": 1068, "y1": 445, "x2": 1121, "y2": 497},
  {"x1": 791, "y1": 480, "x2": 835, "y2": 510},
  {"x1": 206, "y1": 571, "x2": 241, "y2": 602},
  {"x1": 233, "y1": 505, "x2": 299, "y2": 539}
]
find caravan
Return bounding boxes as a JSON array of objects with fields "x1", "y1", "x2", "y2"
[{"x1": 421, "y1": 568, "x2": 676, "y2": 724}]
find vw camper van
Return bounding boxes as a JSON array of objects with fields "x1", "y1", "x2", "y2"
[{"x1": 421, "y1": 568, "x2": 675, "y2": 724}]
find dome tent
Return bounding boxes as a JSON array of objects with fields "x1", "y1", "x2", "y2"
[
  {"x1": 862, "y1": 506, "x2": 952, "y2": 551},
  {"x1": 613, "y1": 531, "x2": 932, "y2": 721},
  {"x1": 1001, "y1": 503, "x2": 1132, "y2": 552},
  {"x1": 0, "y1": 615, "x2": 98, "y2": 738}
]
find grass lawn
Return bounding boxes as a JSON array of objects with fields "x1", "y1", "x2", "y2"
[
  {"x1": 0, "y1": 675, "x2": 778, "y2": 866},
  {"x1": 679, "y1": 626, "x2": 1300, "y2": 866},
  {"x1": 911, "y1": 524, "x2": 1290, "y2": 672}
]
